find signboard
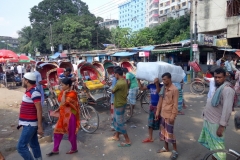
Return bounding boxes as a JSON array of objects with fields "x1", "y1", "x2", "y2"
[
  {"x1": 192, "y1": 44, "x2": 198, "y2": 52},
  {"x1": 139, "y1": 51, "x2": 150, "y2": 57},
  {"x1": 204, "y1": 35, "x2": 214, "y2": 45},
  {"x1": 36, "y1": 52, "x2": 40, "y2": 56}
]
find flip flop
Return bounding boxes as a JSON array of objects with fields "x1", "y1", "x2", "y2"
[
  {"x1": 46, "y1": 151, "x2": 59, "y2": 156},
  {"x1": 178, "y1": 112, "x2": 185, "y2": 115},
  {"x1": 107, "y1": 137, "x2": 119, "y2": 141},
  {"x1": 142, "y1": 138, "x2": 154, "y2": 143},
  {"x1": 118, "y1": 142, "x2": 131, "y2": 147},
  {"x1": 157, "y1": 147, "x2": 169, "y2": 153},
  {"x1": 170, "y1": 150, "x2": 179, "y2": 160},
  {"x1": 66, "y1": 150, "x2": 78, "y2": 154}
]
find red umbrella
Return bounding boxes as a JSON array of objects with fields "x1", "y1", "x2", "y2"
[{"x1": 0, "y1": 49, "x2": 18, "y2": 58}]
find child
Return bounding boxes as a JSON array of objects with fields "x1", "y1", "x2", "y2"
[{"x1": 137, "y1": 78, "x2": 162, "y2": 143}]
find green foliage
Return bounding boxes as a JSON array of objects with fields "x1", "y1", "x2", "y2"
[{"x1": 18, "y1": 26, "x2": 34, "y2": 54}]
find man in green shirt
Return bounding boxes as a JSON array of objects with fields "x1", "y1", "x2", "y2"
[
  {"x1": 122, "y1": 68, "x2": 139, "y2": 110},
  {"x1": 108, "y1": 67, "x2": 131, "y2": 147}
]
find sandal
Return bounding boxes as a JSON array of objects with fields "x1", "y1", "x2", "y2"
[
  {"x1": 178, "y1": 111, "x2": 185, "y2": 115},
  {"x1": 157, "y1": 147, "x2": 169, "y2": 153},
  {"x1": 170, "y1": 150, "x2": 178, "y2": 160},
  {"x1": 118, "y1": 142, "x2": 131, "y2": 147},
  {"x1": 46, "y1": 151, "x2": 59, "y2": 156},
  {"x1": 142, "y1": 138, "x2": 154, "y2": 143},
  {"x1": 107, "y1": 137, "x2": 119, "y2": 141},
  {"x1": 66, "y1": 150, "x2": 78, "y2": 154}
]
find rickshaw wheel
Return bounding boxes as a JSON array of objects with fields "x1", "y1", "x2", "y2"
[
  {"x1": 190, "y1": 81, "x2": 205, "y2": 95},
  {"x1": 46, "y1": 99, "x2": 57, "y2": 123},
  {"x1": 140, "y1": 90, "x2": 150, "y2": 113},
  {"x1": 80, "y1": 105, "x2": 99, "y2": 134}
]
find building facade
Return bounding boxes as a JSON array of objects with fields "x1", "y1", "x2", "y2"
[
  {"x1": 119, "y1": 0, "x2": 146, "y2": 31},
  {"x1": 99, "y1": 19, "x2": 119, "y2": 30},
  {"x1": 0, "y1": 36, "x2": 19, "y2": 48},
  {"x1": 196, "y1": 0, "x2": 240, "y2": 49},
  {"x1": 146, "y1": 0, "x2": 190, "y2": 27}
]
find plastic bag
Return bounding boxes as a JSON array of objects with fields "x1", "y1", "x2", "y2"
[
  {"x1": 136, "y1": 62, "x2": 186, "y2": 83},
  {"x1": 234, "y1": 111, "x2": 240, "y2": 130}
]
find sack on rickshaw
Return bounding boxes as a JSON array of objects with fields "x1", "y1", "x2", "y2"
[{"x1": 136, "y1": 62, "x2": 185, "y2": 83}]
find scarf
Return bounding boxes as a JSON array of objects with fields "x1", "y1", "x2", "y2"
[{"x1": 211, "y1": 82, "x2": 228, "y2": 107}]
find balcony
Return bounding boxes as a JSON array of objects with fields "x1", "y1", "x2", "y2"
[
  {"x1": 152, "y1": 13, "x2": 160, "y2": 17},
  {"x1": 152, "y1": 0, "x2": 159, "y2": 4}
]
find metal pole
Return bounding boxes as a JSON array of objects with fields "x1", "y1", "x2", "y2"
[
  {"x1": 50, "y1": 24, "x2": 54, "y2": 55},
  {"x1": 97, "y1": 31, "x2": 98, "y2": 50},
  {"x1": 190, "y1": 0, "x2": 193, "y2": 79},
  {"x1": 194, "y1": 0, "x2": 198, "y2": 44}
]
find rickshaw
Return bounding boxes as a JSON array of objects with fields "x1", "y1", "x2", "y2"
[
  {"x1": 45, "y1": 68, "x2": 100, "y2": 134},
  {"x1": 58, "y1": 60, "x2": 73, "y2": 71},
  {"x1": 120, "y1": 60, "x2": 136, "y2": 73},
  {"x1": 92, "y1": 61, "x2": 105, "y2": 81}
]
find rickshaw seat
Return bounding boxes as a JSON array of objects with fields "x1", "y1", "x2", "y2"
[{"x1": 85, "y1": 80, "x2": 104, "y2": 90}]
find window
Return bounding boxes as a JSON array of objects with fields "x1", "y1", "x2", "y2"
[
  {"x1": 172, "y1": 0, "x2": 175, "y2": 2},
  {"x1": 182, "y1": 2, "x2": 186, "y2": 6},
  {"x1": 160, "y1": 3, "x2": 163, "y2": 7},
  {"x1": 226, "y1": 0, "x2": 240, "y2": 17},
  {"x1": 160, "y1": 10, "x2": 163, "y2": 14},
  {"x1": 163, "y1": 18, "x2": 165, "y2": 22},
  {"x1": 171, "y1": 6, "x2": 175, "y2": 10}
]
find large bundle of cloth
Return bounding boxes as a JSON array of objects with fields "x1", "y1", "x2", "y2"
[{"x1": 136, "y1": 62, "x2": 186, "y2": 83}]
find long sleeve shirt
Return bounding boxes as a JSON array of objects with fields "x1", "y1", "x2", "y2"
[
  {"x1": 160, "y1": 84, "x2": 179, "y2": 119},
  {"x1": 203, "y1": 85, "x2": 235, "y2": 126}
]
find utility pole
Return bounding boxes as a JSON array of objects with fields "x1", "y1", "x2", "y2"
[
  {"x1": 50, "y1": 24, "x2": 54, "y2": 55},
  {"x1": 190, "y1": 0, "x2": 193, "y2": 79},
  {"x1": 194, "y1": 0, "x2": 198, "y2": 44}
]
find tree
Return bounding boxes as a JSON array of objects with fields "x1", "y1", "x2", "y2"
[
  {"x1": 110, "y1": 27, "x2": 132, "y2": 48},
  {"x1": 17, "y1": 26, "x2": 34, "y2": 54}
]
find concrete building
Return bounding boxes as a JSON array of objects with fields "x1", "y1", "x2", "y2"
[
  {"x1": 99, "y1": 19, "x2": 119, "y2": 30},
  {"x1": 196, "y1": 0, "x2": 240, "y2": 49},
  {"x1": 146, "y1": 0, "x2": 190, "y2": 27},
  {"x1": 0, "y1": 36, "x2": 19, "y2": 48},
  {"x1": 119, "y1": 0, "x2": 146, "y2": 31}
]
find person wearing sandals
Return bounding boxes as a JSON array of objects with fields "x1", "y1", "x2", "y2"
[
  {"x1": 108, "y1": 67, "x2": 131, "y2": 147},
  {"x1": 137, "y1": 78, "x2": 162, "y2": 143},
  {"x1": 47, "y1": 78, "x2": 80, "y2": 156},
  {"x1": 155, "y1": 72, "x2": 179, "y2": 160}
]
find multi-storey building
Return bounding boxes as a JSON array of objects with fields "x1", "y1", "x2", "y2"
[
  {"x1": 99, "y1": 19, "x2": 119, "y2": 30},
  {"x1": 0, "y1": 36, "x2": 19, "y2": 48},
  {"x1": 119, "y1": 0, "x2": 146, "y2": 31},
  {"x1": 146, "y1": 0, "x2": 190, "y2": 27}
]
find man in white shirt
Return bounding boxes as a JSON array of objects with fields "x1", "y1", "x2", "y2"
[
  {"x1": 10, "y1": 65, "x2": 14, "y2": 71},
  {"x1": 17, "y1": 64, "x2": 23, "y2": 77}
]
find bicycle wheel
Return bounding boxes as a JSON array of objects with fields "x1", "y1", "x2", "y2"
[
  {"x1": 140, "y1": 90, "x2": 150, "y2": 113},
  {"x1": 203, "y1": 149, "x2": 239, "y2": 160},
  {"x1": 190, "y1": 81, "x2": 205, "y2": 94},
  {"x1": 81, "y1": 105, "x2": 99, "y2": 134},
  {"x1": 124, "y1": 103, "x2": 133, "y2": 123},
  {"x1": 46, "y1": 98, "x2": 58, "y2": 123}
]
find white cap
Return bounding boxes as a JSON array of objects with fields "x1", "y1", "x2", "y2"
[{"x1": 24, "y1": 72, "x2": 36, "y2": 81}]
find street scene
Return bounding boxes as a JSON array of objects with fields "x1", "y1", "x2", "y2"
[{"x1": 1, "y1": 0, "x2": 240, "y2": 160}]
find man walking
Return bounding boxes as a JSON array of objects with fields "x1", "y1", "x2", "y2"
[
  {"x1": 108, "y1": 67, "x2": 131, "y2": 147},
  {"x1": 198, "y1": 68, "x2": 235, "y2": 160},
  {"x1": 122, "y1": 68, "x2": 138, "y2": 110},
  {"x1": 17, "y1": 64, "x2": 23, "y2": 78},
  {"x1": 155, "y1": 72, "x2": 179, "y2": 160},
  {"x1": 17, "y1": 72, "x2": 44, "y2": 160}
]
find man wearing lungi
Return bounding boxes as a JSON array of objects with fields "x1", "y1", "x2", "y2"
[
  {"x1": 198, "y1": 68, "x2": 235, "y2": 160},
  {"x1": 155, "y1": 72, "x2": 179, "y2": 160},
  {"x1": 108, "y1": 67, "x2": 131, "y2": 147}
]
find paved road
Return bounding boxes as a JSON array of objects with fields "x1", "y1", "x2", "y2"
[{"x1": 6, "y1": 84, "x2": 240, "y2": 160}]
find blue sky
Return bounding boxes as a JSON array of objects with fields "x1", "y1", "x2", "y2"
[{"x1": 0, "y1": 0, "x2": 124, "y2": 38}]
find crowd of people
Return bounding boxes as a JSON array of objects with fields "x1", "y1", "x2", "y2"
[{"x1": 1, "y1": 58, "x2": 238, "y2": 160}]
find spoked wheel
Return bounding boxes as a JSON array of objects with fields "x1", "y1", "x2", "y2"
[
  {"x1": 140, "y1": 90, "x2": 150, "y2": 113},
  {"x1": 124, "y1": 103, "x2": 133, "y2": 123},
  {"x1": 203, "y1": 149, "x2": 238, "y2": 160},
  {"x1": 190, "y1": 81, "x2": 205, "y2": 94},
  {"x1": 46, "y1": 98, "x2": 58, "y2": 123},
  {"x1": 81, "y1": 105, "x2": 99, "y2": 134}
]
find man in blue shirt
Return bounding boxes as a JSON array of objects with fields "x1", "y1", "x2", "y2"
[
  {"x1": 59, "y1": 67, "x2": 76, "y2": 82},
  {"x1": 137, "y1": 78, "x2": 162, "y2": 143}
]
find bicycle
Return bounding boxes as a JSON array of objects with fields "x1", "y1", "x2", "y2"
[{"x1": 203, "y1": 149, "x2": 240, "y2": 160}]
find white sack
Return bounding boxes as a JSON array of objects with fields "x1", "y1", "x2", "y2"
[{"x1": 136, "y1": 62, "x2": 186, "y2": 83}]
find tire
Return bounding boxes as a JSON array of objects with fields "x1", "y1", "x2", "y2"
[
  {"x1": 81, "y1": 105, "x2": 99, "y2": 134},
  {"x1": 203, "y1": 149, "x2": 239, "y2": 160},
  {"x1": 190, "y1": 81, "x2": 205, "y2": 95},
  {"x1": 140, "y1": 90, "x2": 150, "y2": 113},
  {"x1": 46, "y1": 98, "x2": 57, "y2": 123},
  {"x1": 124, "y1": 103, "x2": 133, "y2": 123}
]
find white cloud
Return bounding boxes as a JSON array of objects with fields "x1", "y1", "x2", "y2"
[
  {"x1": 11, "y1": 31, "x2": 19, "y2": 38},
  {"x1": 0, "y1": 17, "x2": 10, "y2": 26}
]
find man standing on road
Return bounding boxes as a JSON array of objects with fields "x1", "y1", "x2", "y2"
[
  {"x1": 155, "y1": 72, "x2": 179, "y2": 160},
  {"x1": 122, "y1": 68, "x2": 138, "y2": 111},
  {"x1": 17, "y1": 64, "x2": 23, "y2": 78},
  {"x1": 17, "y1": 72, "x2": 44, "y2": 160},
  {"x1": 198, "y1": 68, "x2": 235, "y2": 160},
  {"x1": 108, "y1": 67, "x2": 131, "y2": 147},
  {"x1": 34, "y1": 66, "x2": 45, "y2": 106}
]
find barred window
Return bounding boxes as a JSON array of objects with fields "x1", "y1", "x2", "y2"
[{"x1": 226, "y1": 0, "x2": 240, "y2": 17}]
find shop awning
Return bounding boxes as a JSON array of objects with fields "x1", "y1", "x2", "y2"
[
  {"x1": 50, "y1": 52, "x2": 60, "y2": 59},
  {"x1": 111, "y1": 52, "x2": 136, "y2": 57},
  {"x1": 235, "y1": 50, "x2": 240, "y2": 57},
  {"x1": 130, "y1": 46, "x2": 155, "y2": 51},
  {"x1": 152, "y1": 47, "x2": 190, "y2": 54},
  {"x1": 218, "y1": 49, "x2": 238, "y2": 52}
]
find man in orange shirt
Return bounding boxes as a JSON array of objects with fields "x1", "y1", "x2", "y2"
[{"x1": 155, "y1": 72, "x2": 179, "y2": 160}]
